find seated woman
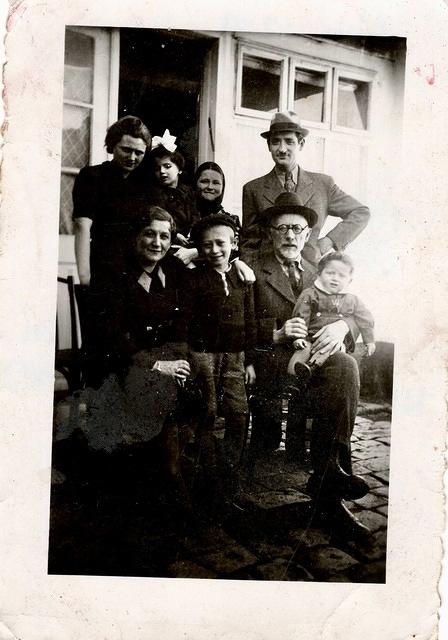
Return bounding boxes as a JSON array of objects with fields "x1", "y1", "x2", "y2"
[{"x1": 85, "y1": 206, "x2": 195, "y2": 514}]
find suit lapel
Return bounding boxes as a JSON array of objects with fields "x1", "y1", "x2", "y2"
[
  {"x1": 262, "y1": 168, "x2": 284, "y2": 206},
  {"x1": 262, "y1": 254, "x2": 296, "y2": 305},
  {"x1": 296, "y1": 168, "x2": 315, "y2": 206},
  {"x1": 300, "y1": 260, "x2": 316, "y2": 290}
]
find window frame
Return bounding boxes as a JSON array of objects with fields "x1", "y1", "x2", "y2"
[
  {"x1": 235, "y1": 44, "x2": 289, "y2": 119},
  {"x1": 60, "y1": 26, "x2": 118, "y2": 235},
  {"x1": 331, "y1": 66, "x2": 375, "y2": 135},
  {"x1": 288, "y1": 58, "x2": 332, "y2": 130}
]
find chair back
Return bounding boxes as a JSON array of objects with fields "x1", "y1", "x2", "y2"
[{"x1": 55, "y1": 275, "x2": 82, "y2": 394}]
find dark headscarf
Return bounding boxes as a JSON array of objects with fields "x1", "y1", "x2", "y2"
[{"x1": 194, "y1": 161, "x2": 226, "y2": 218}]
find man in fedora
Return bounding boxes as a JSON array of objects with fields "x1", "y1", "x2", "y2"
[
  {"x1": 249, "y1": 190, "x2": 370, "y2": 540},
  {"x1": 241, "y1": 110, "x2": 370, "y2": 265}
]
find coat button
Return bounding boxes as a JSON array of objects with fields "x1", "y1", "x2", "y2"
[{"x1": 316, "y1": 312, "x2": 321, "y2": 317}]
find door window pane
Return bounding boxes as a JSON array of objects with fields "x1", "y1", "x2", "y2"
[
  {"x1": 293, "y1": 68, "x2": 326, "y2": 122},
  {"x1": 59, "y1": 173, "x2": 75, "y2": 235},
  {"x1": 61, "y1": 104, "x2": 91, "y2": 168},
  {"x1": 337, "y1": 77, "x2": 370, "y2": 130},
  {"x1": 241, "y1": 54, "x2": 281, "y2": 113},
  {"x1": 64, "y1": 30, "x2": 94, "y2": 103}
]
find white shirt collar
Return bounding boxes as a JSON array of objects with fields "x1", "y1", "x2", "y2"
[
  {"x1": 275, "y1": 253, "x2": 304, "y2": 272},
  {"x1": 137, "y1": 266, "x2": 166, "y2": 292},
  {"x1": 274, "y1": 164, "x2": 299, "y2": 186}
]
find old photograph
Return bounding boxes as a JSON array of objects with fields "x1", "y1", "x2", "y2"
[{"x1": 48, "y1": 27, "x2": 405, "y2": 582}]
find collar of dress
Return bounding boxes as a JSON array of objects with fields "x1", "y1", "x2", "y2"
[{"x1": 137, "y1": 266, "x2": 166, "y2": 292}]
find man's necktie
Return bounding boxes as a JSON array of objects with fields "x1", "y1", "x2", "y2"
[
  {"x1": 286, "y1": 260, "x2": 301, "y2": 298},
  {"x1": 284, "y1": 171, "x2": 295, "y2": 193}
]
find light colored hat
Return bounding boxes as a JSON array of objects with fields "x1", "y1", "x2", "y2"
[{"x1": 260, "y1": 110, "x2": 309, "y2": 139}]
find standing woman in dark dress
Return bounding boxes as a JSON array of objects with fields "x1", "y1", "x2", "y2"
[{"x1": 73, "y1": 116, "x2": 153, "y2": 288}]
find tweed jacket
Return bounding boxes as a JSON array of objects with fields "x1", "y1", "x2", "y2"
[
  {"x1": 251, "y1": 253, "x2": 359, "y2": 380},
  {"x1": 241, "y1": 167, "x2": 370, "y2": 264}
]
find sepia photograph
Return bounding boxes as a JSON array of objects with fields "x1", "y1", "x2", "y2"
[
  {"x1": 2, "y1": 1, "x2": 448, "y2": 637},
  {"x1": 49, "y1": 27, "x2": 405, "y2": 582}
]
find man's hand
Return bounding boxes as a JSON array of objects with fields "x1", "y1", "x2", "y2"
[
  {"x1": 174, "y1": 247, "x2": 198, "y2": 265},
  {"x1": 245, "y1": 364, "x2": 256, "y2": 385},
  {"x1": 273, "y1": 317, "x2": 308, "y2": 345},
  {"x1": 309, "y1": 320, "x2": 349, "y2": 363},
  {"x1": 365, "y1": 342, "x2": 376, "y2": 357},
  {"x1": 233, "y1": 259, "x2": 256, "y2": 283},
  {"x1": 317, "y1": 236, "x2": 334, "y2": 258}
]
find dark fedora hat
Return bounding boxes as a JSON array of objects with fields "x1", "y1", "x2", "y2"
[
  {"x1": 262, "y1": 192, "x2": 318, "y2": 228},
  {"x1": 261, "y1": 110, "x2": 309, "y2": 140}
]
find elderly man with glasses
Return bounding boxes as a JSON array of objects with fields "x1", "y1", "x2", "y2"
[{"x1": 248, "y1": 191, "x2": 370, "y2": 541}]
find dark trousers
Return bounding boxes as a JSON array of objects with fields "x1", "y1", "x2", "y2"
[{"x1": 250, "y1": 352, "x2": 359, "y2": 472}]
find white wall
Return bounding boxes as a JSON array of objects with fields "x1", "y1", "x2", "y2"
[{"x1": 213, "y1": 34, "x2": 406, "y2": 342}]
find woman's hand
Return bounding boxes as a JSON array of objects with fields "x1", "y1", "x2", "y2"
[
  {"x1": 245, "y1": 364, "x2": 256, "y2": 385},
  {"x1": 155, "y1": 359, "x2": 191, "y2": 383},
  {"x1": 273, "y1": 317, "x2": 307, "y2": 345},
  {"x1": 233, "y1": 259, "x2": 256, "y2": 283},
  {"x1": 174, "y1": 247, "x2": 199, "y2": 265},
  {"x1": 309, "y1": 320, "x2": 348, "y2": 363}
]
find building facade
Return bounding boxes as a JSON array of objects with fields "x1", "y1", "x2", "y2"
[{"x1": 58, "y1": 28, "x2": 406, "y2": 345}]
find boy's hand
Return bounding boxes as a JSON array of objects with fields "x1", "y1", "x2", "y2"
[
  {"x1": 233, "y1": 259, "x2": 256, "y2": 283},
  {"x1": 174, "y1": 247, "x2": 199, "y2": 265},
  {"x1": 245, "y1": 364, "x2": 256, "y2": 385},
  {"x1": 365, "y1": 342, "x2": 376, "y2": 357},
  {"x1": 176, "y1": 233, "x2": 190, "y2": 247},
  {"x1": 293, "y1": 338, "x2": 307, "y2": 350}
]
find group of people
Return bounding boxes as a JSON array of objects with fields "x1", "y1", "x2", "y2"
[{"x1": 72, "y1": 109, "x2": 376, "y2": 541}]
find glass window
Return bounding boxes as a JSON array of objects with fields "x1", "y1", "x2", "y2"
[
  {"x1": 293, "y1": 68, "x2": 326, "y2": 123},
  {"x1": 64, "y1": 30, "x2": 94, "y2": 103},
  {"x1": 241, "y1": 53, "x2": 282, "y2": 113},
  {"x1": 60, "y1": 29, "x2": 95, "y2": 234},
  {"x1": 61, "y1": 104, "x2": 91, "y2": 168},
  {"x1": 337, "y1": 77, "x2": 370, "y2": 130},
  {"x1": 59, "y1": 173, "x2": 76, "y2": 235}
]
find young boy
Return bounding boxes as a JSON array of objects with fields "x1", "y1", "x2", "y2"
[
  {"x1": 287, "y1": 252, "x2": 375, "y2": 382},
  {"x1": 186, "y1": 214, "x2": 256, "y2": 493}
]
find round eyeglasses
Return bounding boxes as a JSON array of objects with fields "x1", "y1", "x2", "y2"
[{"x1": 270, "y1": 223, "x2": 308, "y2": 236}]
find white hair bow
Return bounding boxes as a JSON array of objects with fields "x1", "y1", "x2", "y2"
[{"x1": 151, "y1": 129, "x2": 177, "y2": 153}]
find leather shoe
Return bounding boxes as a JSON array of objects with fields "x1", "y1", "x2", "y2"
[
  {"x1": 307, "y1": 465, "x2": 370, "y2": 500},
  {"x1": 318, "y1": 499, "x2": 371, "y2": 542},
  {"x1": 294, "y1": 362, "x2": 312, "y2": 384}
]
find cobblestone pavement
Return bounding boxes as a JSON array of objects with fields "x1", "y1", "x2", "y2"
[{"x1": 49, "y1": 395, "x2": 390, "y2": 583}]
